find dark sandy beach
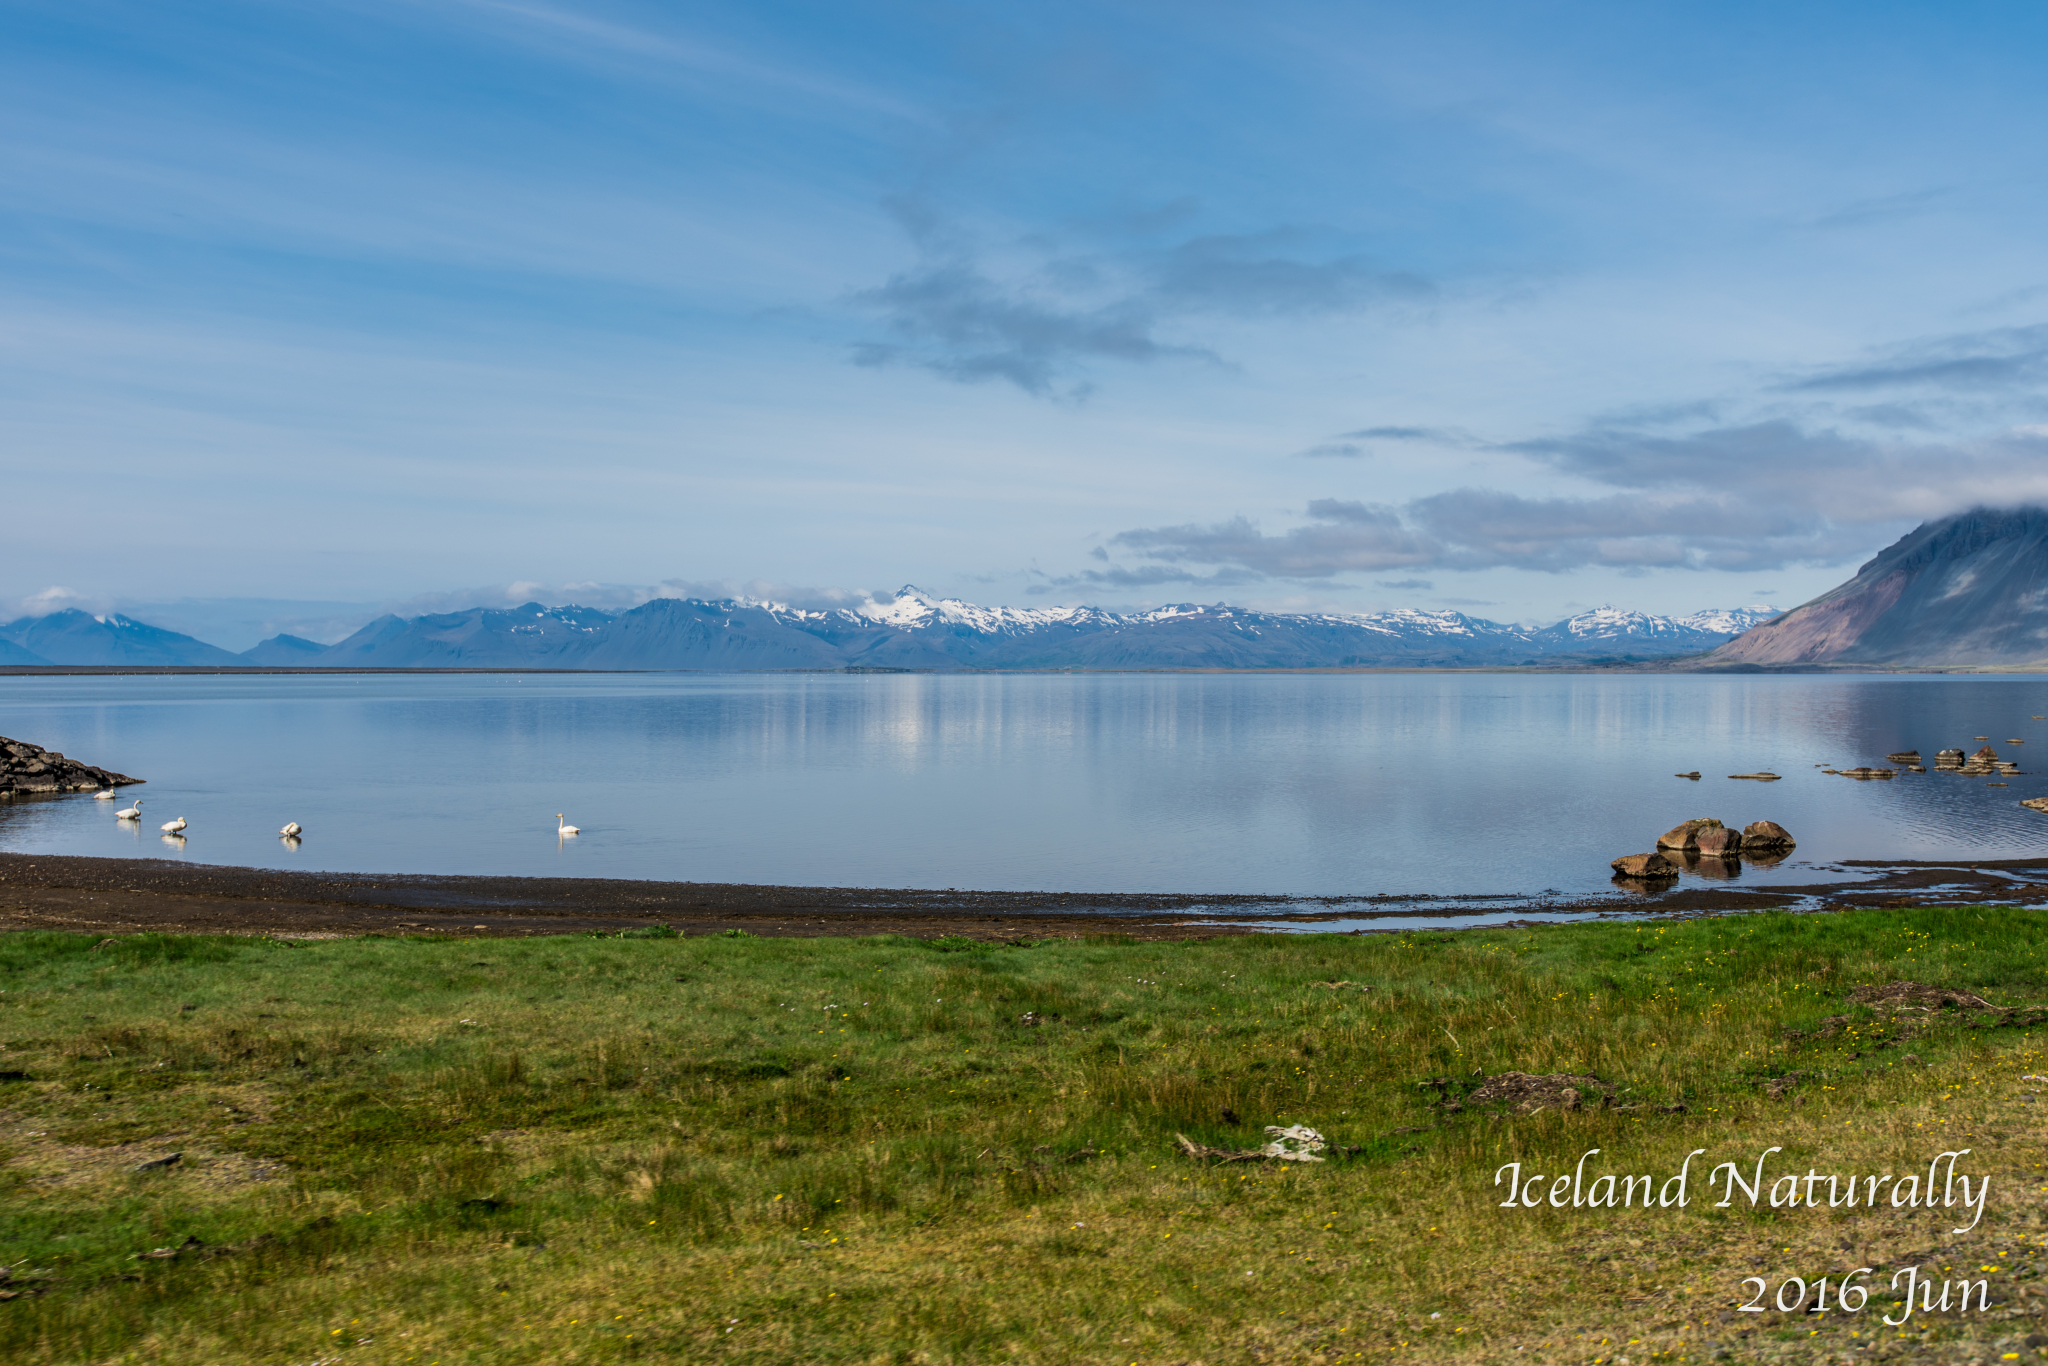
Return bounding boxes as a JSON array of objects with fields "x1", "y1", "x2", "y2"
[{"x1": 3, "y1": 850, "x2": 2046, "y2": 940}]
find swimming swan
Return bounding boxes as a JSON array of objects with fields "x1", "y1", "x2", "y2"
[
  {"x1": 115, "y1": 799, "x2": 144, "y2": 820},
  {"x1": 160, "y1": 816, "x2": 187, "y2": 834},
  {"x1": 280, "y1": 822, "x2": 302, "y2": 837},
  {"x1": 94, "y1": 788, "x2": 117, "y2": 800},
  {"x1": 557, "y1": 814, "x2": 579, "y2": 836}
]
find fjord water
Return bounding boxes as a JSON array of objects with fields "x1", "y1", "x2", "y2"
[{"x1": 3, "y1": 672, "x2": 2048, "y2": 903}]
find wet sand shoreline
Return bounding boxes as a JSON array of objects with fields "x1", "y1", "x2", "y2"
[{"x1": 4, "y1": 851, "x2": 2047, "y2": 940}]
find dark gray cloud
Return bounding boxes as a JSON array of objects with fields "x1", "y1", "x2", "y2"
[
  {"x1": 1107, "y1": 491, "x2": 1864, "y2": 578},
  {"x1": 1509, "y1": 420, "x2": 1869, "y2": 490},
  {"x1": 1405, "y1": 489, "x2": 1859, "y2": 573},
  {"x1": 1777, "y1": 324, "x2": 2048, "y2": 394},
  {"x1": 1508, "y1": 415, "x2": 2048, "y2": 527},
  {"x1": 853, "y1": 212, "x2": 1437, "y2": 396},
  {"x1": 850, "y1": 265, "x2": 1203, "y2": 395}
]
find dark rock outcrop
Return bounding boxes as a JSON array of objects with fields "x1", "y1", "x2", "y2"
[
  {"x1": 0, "y1": 737, "x2": 142, "y2": 795},
  {"x1": 1741, "y1": 820, "x2": 1796, "y2": 850}
]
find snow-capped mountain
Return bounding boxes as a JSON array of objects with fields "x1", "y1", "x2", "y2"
[
  {"x1": 853, "y1": 585, "x2": 1119, "y2": 636},
  {"x1": 1527, "y1": 604, "x2": 1778, "y2": 653},
  {"x1": 3, "y1": 588, "x2": 1781, "y2": 670},
  {"x1": 1674, "y1": 605, "x2": 1781, "y2": 635}
]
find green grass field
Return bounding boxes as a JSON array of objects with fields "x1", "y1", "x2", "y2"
[{"x1": 1, "y1": 908, "x2": 2045, "y2": 1364}]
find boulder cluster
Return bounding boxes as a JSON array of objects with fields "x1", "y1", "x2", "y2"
[
  {"x1": 0, "y1": 736, "x2": 141, "y2": 797},
  {"x1": 1933, "y1": 745, "x2": 2023, "y2": 777},
  {"x1": 1816, "y1": 744, "x2": 2025, "y2": 780},
  {"x1": 1610, "y1": 817, "x2": 1795, "y2": 882}
]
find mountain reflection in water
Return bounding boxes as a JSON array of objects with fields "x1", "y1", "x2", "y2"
[{"x1": 2, "y1": 671, "x2": 2047, "y2": 899}]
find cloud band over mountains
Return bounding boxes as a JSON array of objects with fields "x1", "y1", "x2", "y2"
[{"x1": 1084, "y1": 397, "x2": 2048, "y2": 584}]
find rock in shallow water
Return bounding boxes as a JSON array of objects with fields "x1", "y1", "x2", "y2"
[
  {"x1": 1741, "y1": 819, "x2": 1796, "y2": 850},
  {"x1": 1611, "y1": 852, "x2": 1680, "y2": 880},
  {"x1": 1655, "y1": 818, "x2": 1724, "y2": 850},
  {"x1": 1693, "y1": 825, "x2": 1742, "y2": 856}
]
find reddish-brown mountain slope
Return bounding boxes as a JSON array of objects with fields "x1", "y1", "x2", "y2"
[{"x1": 1712, "y1": 506, "x2": 2048, "y2": 665}]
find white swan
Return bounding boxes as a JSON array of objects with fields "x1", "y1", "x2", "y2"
[
  {"x1": 280, "y1": 822, "x2": 302, "y2": 837},
  {"x1": 94, "y1": 788, "x2": 117, "y2": 800},
  {"x1": 115, "y1": 799, "x2": 144, "y2": 820},
  {"x1": 556, "y1": 813, "x2": 579, "y2": 836},
  {"x1": 160, "y1": 816, "x2": 187, "y2": 834}
]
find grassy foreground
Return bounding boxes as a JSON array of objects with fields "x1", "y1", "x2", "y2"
[{"x1": 0, "y1": 910, "x2": 2045, "y2": 1365}]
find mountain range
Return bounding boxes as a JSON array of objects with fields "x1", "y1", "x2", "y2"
[{"x1": 0, "y1": 594, "x2": 1780, "y2": 670}]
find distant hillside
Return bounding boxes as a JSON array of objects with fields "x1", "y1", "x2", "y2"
[
  {"x1": 1, "y1": 588, "x2": 1778, "y2": 670},
  {"x1": 239, "y1": 634, "x2": 331, "y2": 666},
  {"x1": 0, "y1": 639, "x2": 51, "y2": 666},
  {"x1": 0, "y1": 609, "x2": 241, "y2": 667},
  {"x1": 1711, "y1": 506, "x2": 2048, "y2": 666},
  {"x1": 316, "y1": 604, "x2": 614, "y2": 667}
]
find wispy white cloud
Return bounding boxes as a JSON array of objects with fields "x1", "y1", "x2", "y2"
[{"x1": 410, "y1": 0, "x2": 926, "y2": 120}]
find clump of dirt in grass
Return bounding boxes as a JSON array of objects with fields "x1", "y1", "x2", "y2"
[
  {"x1": 1464, "y1": 1071, "x2": 1615, "y2": 1114},
  {"x1": 1849, "y1": 981, "x2": 1996, "y2": 1011},
  {"x1": 1762, "y1": 1071, "x2": 1807, "y2": 1100},
  {"x1": 1791, "y1": 981, "x2": 2048, "y2": 1046}
]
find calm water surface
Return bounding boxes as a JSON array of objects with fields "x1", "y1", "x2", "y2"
[{"x1": 4, "y1": 673, "x2": 2048, "y2": 902}]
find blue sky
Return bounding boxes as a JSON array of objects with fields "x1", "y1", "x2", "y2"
[{"x1": 6, "y1": 0, "x2": 2048, "y2": 645}]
